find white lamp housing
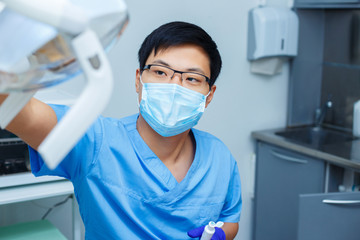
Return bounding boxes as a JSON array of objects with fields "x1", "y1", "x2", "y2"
[{"x1": 0, "y1": 0, "x2": 128, "y2": 169}]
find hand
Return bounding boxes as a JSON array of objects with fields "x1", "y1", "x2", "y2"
[{"x1": 187, "y1": 225, "x2": 226, "y2": 240}]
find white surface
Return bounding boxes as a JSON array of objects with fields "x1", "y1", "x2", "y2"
[
  {"x1": 3, "y1": 0, "x2": 88, "y2": 35},
  {"x1": 0, "y1": 180, "x2": 73, "y2": 205},
  {"x1": 0, "y1": 7, "x2": 57, "y2": 72},
  {"x1": 353, "y1": 100, "x2": 360, "y2": 137},
  {"x1": 0, "y1": 172, "x2": 64, "y2": 188}
]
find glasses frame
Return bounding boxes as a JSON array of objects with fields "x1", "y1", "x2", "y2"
[{"x1": 141, "y1": 64, "x2": 211, "y2": 86}]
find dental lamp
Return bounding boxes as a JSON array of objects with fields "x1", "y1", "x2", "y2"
[{"x1": 0, "y1": 0, "x2": 128, "y2": 169}]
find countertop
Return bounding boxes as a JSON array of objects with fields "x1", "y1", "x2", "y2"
[
  {"x1": 252, "y1": 127, "x2": 360, "y2": 171},
  {"x1": 0, "y1": 180, "x2": 73, "y2": 205}
]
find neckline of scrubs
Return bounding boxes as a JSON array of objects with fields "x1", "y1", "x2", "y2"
[{"x1": 123, "y1": 114, "x2": 201, "y2": 203}]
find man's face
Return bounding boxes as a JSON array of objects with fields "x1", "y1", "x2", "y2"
[{"x1": 135, "y1": 44, "x2": 216, "y2": 108}]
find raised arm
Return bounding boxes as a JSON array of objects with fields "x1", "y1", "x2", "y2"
[{"x1": 0, "y1": 95, "x2": 57, "y2": 150}]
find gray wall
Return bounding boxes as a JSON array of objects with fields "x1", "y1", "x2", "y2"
[
  {"x1": 322, "y1": 10, "x2": 360, "y2": 130},
  {"x1": 288, "y1": 9, "x2": 360, "y2": 131}
]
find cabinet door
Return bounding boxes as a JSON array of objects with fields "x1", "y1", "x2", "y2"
[
  {"x1": 296, "y1": 0, "x2": 360, "y2": 3},
  {"x1": 254, "y1": 142, "x2": 325, "y2": 240},
  {"x1": 298, "y1": 192, "x2": 360, "y2": 240}
]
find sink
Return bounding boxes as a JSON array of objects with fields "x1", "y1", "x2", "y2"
[{"x1": 275, "y1": 126, "x2": 357, "y2": 147}]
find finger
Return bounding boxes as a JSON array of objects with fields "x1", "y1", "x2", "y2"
[
  {"x1": 187, "y1": 226, "x2": 205, "y2": 238},
  {"x1": 212, "y1": 227, "x2": 226, "y2": 240}
]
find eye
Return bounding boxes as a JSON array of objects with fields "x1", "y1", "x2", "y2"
[
  {"x1": 184, "y1": 73, "x2": 205, "y2": 84},
  {"x1": 154, "y1": 70, "x2": 167, "y2": 76},
  {"x1": 186, "y1": 77, "x2": 200, "y2": 82},
  {"x1": 149, "y1": 66, "x2": 170, "y2": 78}
]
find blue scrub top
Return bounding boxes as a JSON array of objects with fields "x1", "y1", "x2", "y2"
[{"x1": 30, "y1": 105, "x2": 242, "y2": 240}]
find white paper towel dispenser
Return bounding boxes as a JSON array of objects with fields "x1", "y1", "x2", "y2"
[
  {"x1": 247, "y1": 6, "x2": 299, "y2": 75},
  {"x1": 248, "y1": 6, "x2": 299, "y2": 60}
]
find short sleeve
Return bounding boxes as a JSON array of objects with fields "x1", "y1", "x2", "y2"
[
  {"x1": 218, "y1": 159, "x2": 242, "y2": 223},
  {"x1": 29, "y1": 104, "x2": 103, "y2": 181}
]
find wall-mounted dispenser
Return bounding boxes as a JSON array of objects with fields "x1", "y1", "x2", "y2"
[{"x1": 247, "y1": 6, "x2": 299, "y2": 75}]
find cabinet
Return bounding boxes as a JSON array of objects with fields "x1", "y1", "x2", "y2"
[
  {"x1": 297, "y1": 164, "x2": 360, "y2": 240},
  {"x1": 253, "y1": 142, "x2": 325, "y2": 240},
  {"x1": 295, "y1": 0, "x2": 360, "y2": 8},
  {"x1": 253, "y1": 141, "x2": 360, "y2": 240},
  {"x1": 296, "y1": 0, "x2": 360, "y2": 3},
  {"x1": 298, "y1": 192, "x2": 360, "y2": 240},
  {"x1": 0, "y1": 181, "x2": 82, "y2": 240}
]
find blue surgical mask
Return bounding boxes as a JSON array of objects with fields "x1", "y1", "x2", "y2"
[{"x1": 139, "y1": 79, "x2": 209, "y2": 137}]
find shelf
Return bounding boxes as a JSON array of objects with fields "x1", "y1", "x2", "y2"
[
  {"x1": 0, "y1": 180, "x2": 73, "y2": 205},
  {"x1": 323, "y1": 61, "x2": 360, "y2": 70}
]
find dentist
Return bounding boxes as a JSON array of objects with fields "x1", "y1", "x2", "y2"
[{"x1": 1, "y1": 21, "x2": 241, "y2": 239}]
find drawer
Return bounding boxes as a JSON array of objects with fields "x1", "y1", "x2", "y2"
[{"x1": 298, "y1": 192, "x2": 360, "y2": 240}]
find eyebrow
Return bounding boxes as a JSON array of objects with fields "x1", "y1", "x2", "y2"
[{"x1": 151, "y1": 59, "x2": 207, "y2": 75}]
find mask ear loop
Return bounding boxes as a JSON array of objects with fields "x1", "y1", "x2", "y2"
[
  {"x1": 204, "y1": 82, "x2": 213, "y2": 97},
  {"x1": 204, "y1": 87, "x2": 212, "y2": 102},
  {"x1": 203, "y1": 86, "x2": 212, "y2": 107},
  {"x1": 137, "y1": 76, "x2": 144, "y2": 107}
]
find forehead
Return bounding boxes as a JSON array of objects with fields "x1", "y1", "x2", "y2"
[{"x1": 146, "y1": 44, "x2": 211, "y2": 76}]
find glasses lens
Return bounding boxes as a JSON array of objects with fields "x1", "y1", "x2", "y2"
[
  {"x1": 146, "y1": 65, "x2": 173, "y2": 82},
  {"x1": 182, "y1": 73, "x2": 207, "y2": 88},
  {"x1": 143, "y1": 65, "x2": 209, "y2": 93}
]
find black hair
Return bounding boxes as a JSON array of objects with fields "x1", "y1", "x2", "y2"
[{"x1": 138, "y1": 21, "x2": 222, "y2": 87}]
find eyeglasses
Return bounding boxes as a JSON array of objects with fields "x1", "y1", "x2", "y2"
[{"x1": 141, "y1": 64, "x2": 210, "y2": 92}]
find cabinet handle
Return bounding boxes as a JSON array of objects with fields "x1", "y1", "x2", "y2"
[
  {"x1": 271, "y1": 150, "x2": 308, "y2": 164},
  {"x1": 323, "y1": 199, "x2": 360, "y2": 205}
]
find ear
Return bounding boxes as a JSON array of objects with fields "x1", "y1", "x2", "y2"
[
  {"x1": 205, "y1": 85, "x2": 216, "y2": 108},
  {"x1": 135, "y1": 69, "x2": 141, "y2": 94}
]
